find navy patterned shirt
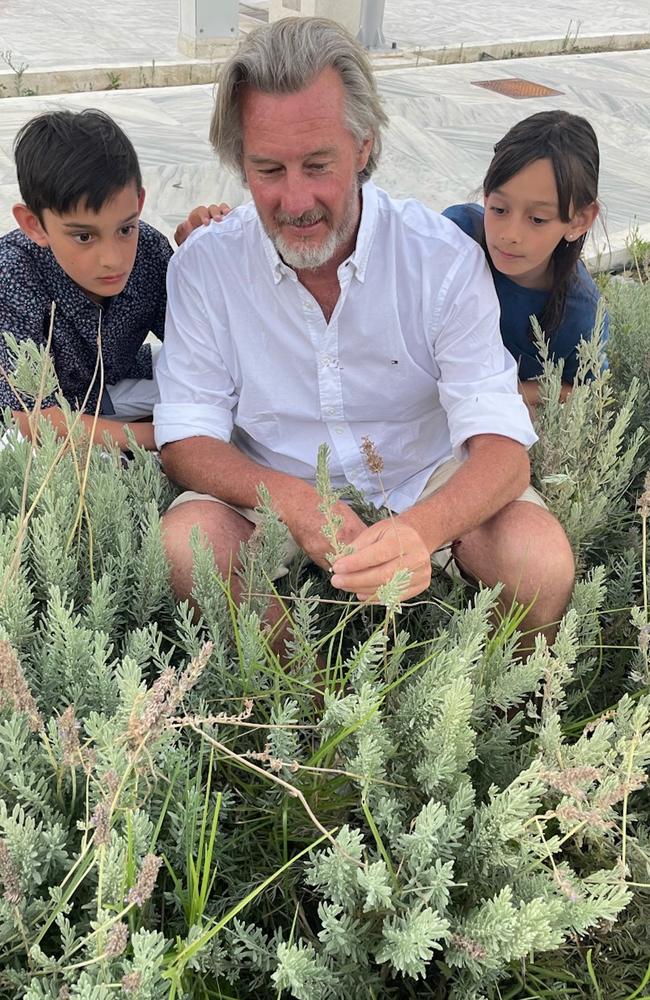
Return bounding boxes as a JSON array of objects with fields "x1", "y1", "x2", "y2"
[{"x1": 0, "y1": 221, "x2": 173, "y2": 414}]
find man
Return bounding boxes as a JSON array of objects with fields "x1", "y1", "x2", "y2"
[{"x1": 154, "y1": 17, "x2": 575, "y2": 641}]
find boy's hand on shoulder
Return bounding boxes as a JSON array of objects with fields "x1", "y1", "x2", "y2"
[{"x1": 174, "y1": 203, "x2": 232, "y2": 246}]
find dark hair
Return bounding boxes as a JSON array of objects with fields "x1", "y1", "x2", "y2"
[
  {"x1": 14, "y1": 109, "x2": 142, "y2": 223},
  {"x1": 482, "y1": 110, "x2": 600, "y2": 337}
]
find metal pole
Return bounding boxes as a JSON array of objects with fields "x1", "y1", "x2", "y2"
[{"x1": 357, "y1": 0, "x2": 387, "y2": 49}]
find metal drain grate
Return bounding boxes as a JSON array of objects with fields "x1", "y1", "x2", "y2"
[{"x1": 471, "y1": 78, "x2": 564, "y2": 99}]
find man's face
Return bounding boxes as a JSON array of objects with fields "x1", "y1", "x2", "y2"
[
  {"x1": 240, "y1": 67, "x2": 373, "y2": 271},
  {"x1": 18, "y1": 183, "x2": 144, "y2": 303}
]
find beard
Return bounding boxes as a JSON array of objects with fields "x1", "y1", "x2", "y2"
[{"x1": 264, "y1": 180, "x2": 360, "y2": 271}]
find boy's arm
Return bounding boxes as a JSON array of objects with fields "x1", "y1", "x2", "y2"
[
  {"x1": 1, "y1": 250, "x2": 157, "y2": 449},
  {"x1": 9, "y1": 406, "x2": 156, "y2": 450},
  {"x1": 174, "y1": 203, "x2": 232, "y2": 246},
  {"x1": 0, "y1": 319, "x2": 157, "y2": 449},
  {"x1": 148, "y1": 228, "x2": 174, "y2": 341}
]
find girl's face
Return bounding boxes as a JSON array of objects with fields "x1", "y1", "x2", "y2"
[{"x1": 483, "y1": 157, "x2": 597, "y2": 290}]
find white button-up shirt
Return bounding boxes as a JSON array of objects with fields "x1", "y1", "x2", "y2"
[{"x1": 154, "y1": 182, "x2": 536, "y2": 513}]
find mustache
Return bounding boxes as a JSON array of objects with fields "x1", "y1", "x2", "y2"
[{"x1": 274, "y1": 208, "x2": 328, "y2": 227}]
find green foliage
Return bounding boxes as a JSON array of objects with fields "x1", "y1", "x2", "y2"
[
  {"x1": 0, "y1": 282, "x2": 648, "y2": 999},
  {"x1": 602, "y1": 275, "x2": 650, "y2": 438},
  {"x1": 531, "y1": 304, "x2": 646, "y2": 567}
]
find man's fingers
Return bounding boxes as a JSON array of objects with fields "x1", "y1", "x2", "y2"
[
  {"x1": 331, "y1": 555, "x2": 403, "y2": 592},
  {"x1": 331, "y1": 523, "x2": 395, "y2": 574},
  {"x1": 356, "y1": 579, "x2": 424, "y2": 604}
]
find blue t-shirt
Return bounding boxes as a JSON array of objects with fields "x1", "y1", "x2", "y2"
[
  {"x1": 442, "y1": 203, "x2": 608, "y2": 382},
  {"x1": 0, "y1": 221, "x2": 172, "y2": 415}
]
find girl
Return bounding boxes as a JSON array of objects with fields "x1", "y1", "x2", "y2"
[{"x1": 443, "y1": 110, "x2": 608, "y2": 410}]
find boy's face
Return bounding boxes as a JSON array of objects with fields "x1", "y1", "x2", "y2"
[{"x1": 13, "y1": 183, "x2": 145, "y2": 303}]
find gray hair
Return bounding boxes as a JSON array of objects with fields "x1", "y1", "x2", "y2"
[{"x1": 210, "y1": 17, "x2": 388, "y2": 182}]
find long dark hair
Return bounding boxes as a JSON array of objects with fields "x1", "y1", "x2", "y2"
[{"x1": 483, "y1": 110, "x2": 600, "y2": 337}]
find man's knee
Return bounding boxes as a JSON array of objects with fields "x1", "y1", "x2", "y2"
[
  {"x1": 457, "y1": 500, "x2": 575, "y2": 602},
  {"x1": 161, "y1": 500, "x2": 254, "y2": 591},
  {"x1": 512, "y1": 501, "x2": 574, "y2": 589}
]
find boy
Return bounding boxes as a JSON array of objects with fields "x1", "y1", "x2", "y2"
[{"x1": 0, "y1": 109, "x2": 172, "y2": 450}]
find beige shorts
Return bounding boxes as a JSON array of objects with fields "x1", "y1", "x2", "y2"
[{"x1": 169, "y1": 456, "x2": 545, "y2": 581}]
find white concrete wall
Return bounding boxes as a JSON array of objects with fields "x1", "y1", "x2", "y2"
[{"x1": 269, "y1": 0, "x2": 363, "y2": 37}]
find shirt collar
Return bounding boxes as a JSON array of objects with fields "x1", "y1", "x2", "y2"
[
  {"x1": 347, "y1": 180, "x2": 378, "y2": 283},
  {"x1": 259, "y1": 222, "x2": 290, "y2": 285},
  {"x1": 258, "y1": 179, "x2": 379, "y2": 285}
]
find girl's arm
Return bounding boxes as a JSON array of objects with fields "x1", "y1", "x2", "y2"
[{"x1": 518, "y1": 379, "x2": 572, "y2": 415}]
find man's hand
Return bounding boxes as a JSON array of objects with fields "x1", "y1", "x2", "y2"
[
  {"x1": 330, "y1": 516, "x2": 432, "y2": 602},
  {"x1": 283, "y1": 495, "x2": 366, "y2": 573},
  {"x1": 174, "y1": 203, "x2": 232, "y2": 246}
]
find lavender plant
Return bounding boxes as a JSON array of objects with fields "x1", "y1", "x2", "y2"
[{"x1": 0, "y1": 308, "x2": 648, "y2": 1000}]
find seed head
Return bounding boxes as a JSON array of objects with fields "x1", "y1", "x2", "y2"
[
  {"x1": 128, "y1": 644, "x2": 213, "y2": 749},
  {"x1": 127, "y1": 668, "x2": 175, "y2": 748},
  {"x1": 555, "y1": 804, "x2": 613, "y2": 831},
  {"x1": 102, "y1": 769, "x2": 121, "y2": 799},
  {"x1": 361, "y1": 436, "x2": 384, "y2": 475},
  {"x1": 105, "y1": 921, "x2": 129, "y2": 958},
  {"x1": 0, "y1": 640, "x2": 43, "y2": 732},
  {"x1": 540, "y1": 766, "x2": 602, "y2": 800},
  {"x1": 127, "y1": 853, "x2": 162, "y2": 907},
  {"x1": 57, "y1": 705, "x2": 81, "y2": 766},
  {"x1": 91, "y1": 800, "x2": 112, "y2": 847},
  {"x1": 637, "y1": 472, "x2": 650, "y2": 518},
  {"x1": 121, "y1": 971, "x2": 142, "y2": 994},
  {"x1": 595, "y1": 774, "x2": 647, "y2": 811},
  {"x1": 450, "y1": 933, "x2": 488, "y2": 961},
  {"x1": 0, "y1": 839, "x2": 22, "y2": 905},
  {"x1": 553, "y1": 866, "x2": 583, "y2": 902},
  {"x1": 174, "y1": 641, "x2": 213, "y2": 704}
]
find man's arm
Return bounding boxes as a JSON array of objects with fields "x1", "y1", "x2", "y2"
[
  {"x1": 332, "y1": 237, "x2": 536, "y2": 603},
  {"x1": 331, "y1": 434, "x2": 530, "y2": 600},
  {"x1": 161, "y1": 435, "x2": 365, "y2": 570}
]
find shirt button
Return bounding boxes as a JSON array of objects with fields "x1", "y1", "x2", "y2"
[
  {"x1": 334, "y1": 426, "x2": 345, "y2": 435},
  {"x1": 325, "y1": 406, "x2": 336, "y2": 416}
]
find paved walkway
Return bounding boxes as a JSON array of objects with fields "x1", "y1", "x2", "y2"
[
  {"x1": 1, "y1": 0, "x2": 649, "y2": 71},
  {"x1": 1, "y1": 48, "x2": 649, "y2": 265}
]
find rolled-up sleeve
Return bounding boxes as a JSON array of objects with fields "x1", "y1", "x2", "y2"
[
  {"x1": 153, "y1": 245, "x2": 238, "y2": 449},
  {"x1": 431, "y1": 242, "x2": 537, "y2": 458}
]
